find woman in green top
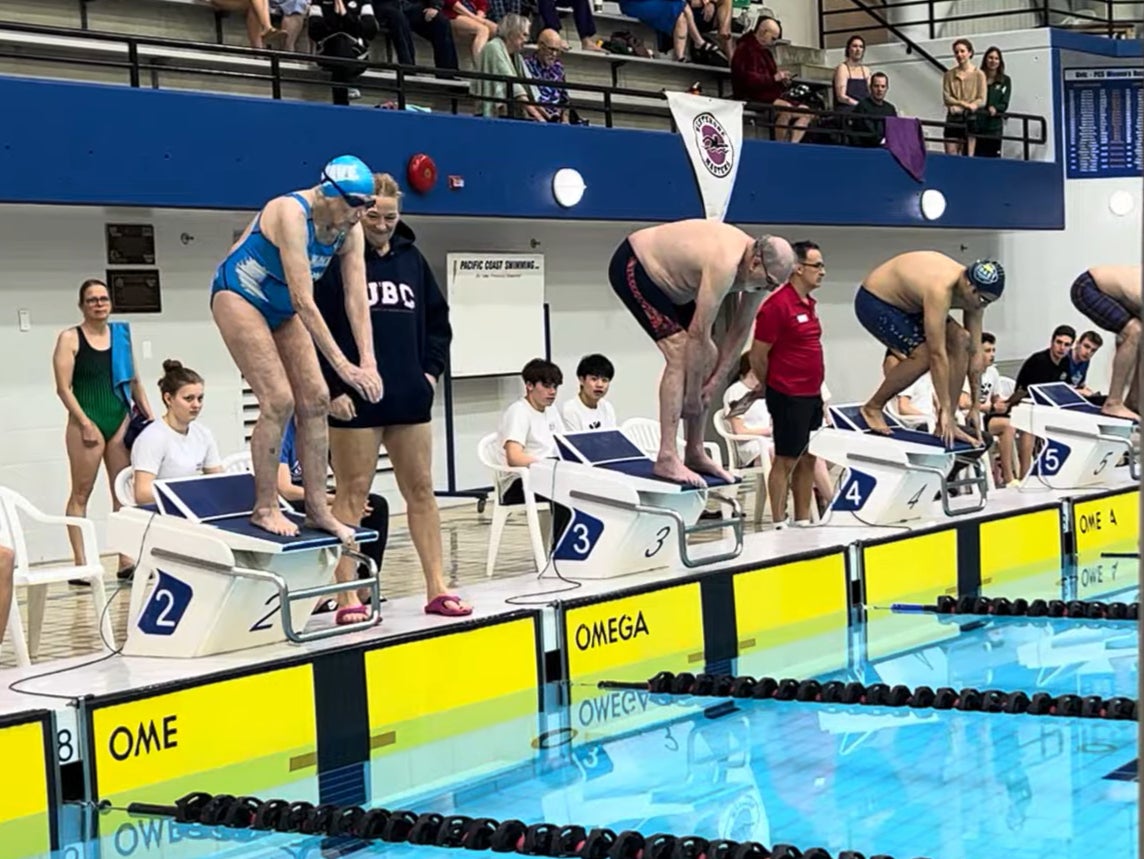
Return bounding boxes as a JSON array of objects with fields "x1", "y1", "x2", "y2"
[
  {"x1": 52, "y1": 279, "x2": 152, "y2": 579},
  {"x1": 973, "y1": 46, "x2": 1011, "y2": 158}
]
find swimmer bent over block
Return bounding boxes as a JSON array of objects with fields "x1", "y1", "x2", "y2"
[
  {"x1": 855, "y1": 251, "x2": 1005, "y2": 447},
  {"x1": 609, "y1": 219, "x2": 795, "y2": 487},
  {"x1": 210, "y1": 155, "x2": 383, "y2": 542},
  {"x1": 1069, "y1": 264, "x2": 1141, "y2": 421}
]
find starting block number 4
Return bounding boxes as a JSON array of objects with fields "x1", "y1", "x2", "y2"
[{"x1": 833, "y1": 471, "x2": 877, "y2": 512}]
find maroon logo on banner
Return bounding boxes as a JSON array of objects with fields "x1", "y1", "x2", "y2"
[{"x1": 692, "y1": 112, "x2": 733, "y2": 178}]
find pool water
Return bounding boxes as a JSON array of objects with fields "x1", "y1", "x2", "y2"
[{"x1": 68, "y1": 577, "x2": 1142, "y2": 859}]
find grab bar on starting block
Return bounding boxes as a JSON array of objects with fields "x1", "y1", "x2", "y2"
[
  {"x1": 846, "y1": 450, "x2": 988, "y2": 518},
  {"x1": 149, "y1": 547, "x2": 382, "y2": 643},
  {"x1": 569, "y1": 490, "x2": 745, "y2": 568}
]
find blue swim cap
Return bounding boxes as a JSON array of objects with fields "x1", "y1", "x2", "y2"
[
  {"x1": 319, "y1": 155, "x2": 375, "y2": 201},
  {"x1": 967, "y1": 259, "x2": 1005, "y2": 300}
]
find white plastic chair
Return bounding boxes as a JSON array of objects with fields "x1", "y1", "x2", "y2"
[
  {"x1": 619, "y1": 417, "x2": 724, "y2": 467},
  {"x1": 0, "y1": 487, "x2": 115, "y2": 667},
  {"x1": 221, "y1": 451, "x2": 255, "y2": 474},
  {"x1": 711, "y1": 409, "x2": 771, "y2": 525},
  {"x1": 476, "y1": 433, "x2": 548, "y2": 578},
  {"x1": 113, "y1": 466, "x2": 136, "y2": 507}
]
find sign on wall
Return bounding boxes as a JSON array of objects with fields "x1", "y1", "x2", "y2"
[{"x1": 1063, "y1": 67, "x2": 1143, "y2": 179}]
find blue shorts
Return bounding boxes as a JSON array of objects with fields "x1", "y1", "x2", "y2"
[
  {"x1": 854, "y1": 285, "x2": 926, "y2": 357},
  {"x1": 210, "y1": 272, "x2": 296, "y2": 331},
  {"x1": 1071, "y1": 270, "x2": 1132, "y2": 334}
]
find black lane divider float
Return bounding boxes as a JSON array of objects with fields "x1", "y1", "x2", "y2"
[
  {"x1": 124, "y1": 792, "x2": 933, "y2": 859},
  {"x1": 891, "y1": 595, "x2": 1139, "y2": 620},
  {"x1": 598, "y1": 672, "x2": 1139, "y2": 721}
]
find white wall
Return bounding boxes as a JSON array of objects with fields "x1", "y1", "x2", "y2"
[
  {"x1": 2, "y1": 199, "x2": 1140, "y2": 561},
  {"x1": 831, "y1": 28, "x2": 1055, "y2": 162}
]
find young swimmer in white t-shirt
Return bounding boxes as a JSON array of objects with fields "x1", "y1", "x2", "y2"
[
  {"x1": 561, "y1": 353, "x2": 618, "y2": 432},
  {"x1": 958, "y1": 331, "x2": 1017, "y2": 485},
  {"x1": 498, "y1": 358, "x2": 567, "y2": 469},
  {"x1": 130, "y1": 360, "x2": 222, "y2": 505},
  {"x1": 722, "y1": 353, "x2": 772, "y2": 466}
]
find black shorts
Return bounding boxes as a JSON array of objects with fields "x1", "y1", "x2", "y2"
[
  {"x1": 608, "y1": 238, "x2": 695, "y2": 342},
  {"x1": 765, "y1": 388, "x2": 824, "y2": 458},
  {"x1": 1070, "y1": 270, "x2": 1133, "y2": 334},
  {"x1": 329, "y1": 371, "x2": 435, "y2": 428}
]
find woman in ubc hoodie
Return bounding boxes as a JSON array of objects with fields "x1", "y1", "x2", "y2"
[{"x1": 315, "y1": 172, "x2": 472, "y2": 624}]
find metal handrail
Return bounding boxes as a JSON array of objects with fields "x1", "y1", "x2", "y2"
[{"x1": 0, "y1": 18, "x2": 1049, "y2": 156}]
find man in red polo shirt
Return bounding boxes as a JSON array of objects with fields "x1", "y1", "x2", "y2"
[{"x1": 750, "y1": 240, "x2": 826, "y2": 526}]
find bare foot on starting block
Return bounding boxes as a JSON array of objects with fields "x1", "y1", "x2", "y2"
[
  {"x1": 860, "y1": 403, "x2": 893, "y2": 435},
  {"x1": 1102, "y1": 401, "x2": 1140, "y2": 422},
  {"x1": 654, "y1": 455, "x2": 708, "y2": 488},
  {"x1": 251, "y1": 507, "x2": 301, "y2": 538},
  {"x1": 306, "y1": 510, "x2": 356, "y2": 546},
  {"x1": 685, "y1": 452, "x2": 737, "y2": 485}
]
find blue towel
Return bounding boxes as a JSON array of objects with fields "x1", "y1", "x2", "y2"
[{"x1": 110, "y1": 321, "x2": 136, "y2": 408}]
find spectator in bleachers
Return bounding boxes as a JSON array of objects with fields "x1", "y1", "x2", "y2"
[
  {"x1": 269, "y1": 0, "x2": 310, "y2": 51},
  {"x1": 619, "y1": 0, "x2": 708, "y2": 63},
  {"x1": 445, "y1": 0, "x2": 499, "y2": 64},
  {"x1": 832, "y1": 34, "x2": 870, "y2": 112},
  {"x1": 958, "y1": 332, "x2": 1017, "y2": 486},
  {"x1": 942, "y1": 38, "x2": 987, "y2": 156},
  {"x1": 309, "y1": 0, "x2": 380, "y2": 104},
  {"x1": 536, "y1": 0, "x2": 603, "y2": 53},
  {"x1": 847, "y1": 71, "x2": 896, "y2": 147},
  {"x1": 0, "y1": 545, "x2": 11, "y2": 648},
  {"x1": 472, "y1": 13, "x2": 548, "y2": 119},
  {"x1": 524, "y1": 29, "x2": 572, "y2": 121},
  {"x1": 210, "y1": 0, "x2": 288, "y2": 49},
  {"x1": 1067, "y1": 330, "x2": 1103, "y2": 396},
  {"x1": 731, "y1": 16, "x2": 811, "y2": 143},
  {"x1": 375, "y1": 0, "x2": 461, "y2": 71},
  {"x1": 685, "y1": 0, "x2": 733, "y2": 64},
  {"x1": 130, "y1": 361, "x2": 223, "y2": 506},
  {"x1": 562, "y1": 354, "x2": 617, "y2": 430},
  {"x1": 972, "y1": 46, "x2": 1011, "y2": 159}
]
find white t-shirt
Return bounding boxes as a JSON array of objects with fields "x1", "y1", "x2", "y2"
[
  {"x1": 963, "y1": 365, "x2": 1001, "y2": 407},
  {"x1": 497, "y1": 398, "x2": 566, "y2": 466},
  {"x1": 131, "y1": 419, "x2": 222, "y2": 480},
  {"x1": 898, "y1": 373, "x2": 937, "y2": 427},
  {"x1": 723, "y1": 380, "x2": 771, "y2": 465},
  {"x1": 561, "y1": 396, "x2": 617, "y2": 432}
]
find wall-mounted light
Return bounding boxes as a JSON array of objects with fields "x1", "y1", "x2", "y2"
[
  {"x1": 920, "y1": 188, "x2": 947, "y2": 221},
  {"x1": 553, "y1": 168, "x2": 586, "y2": 208},
  {"x1": 1109, "y1": 189, "x2": 1135, "y2": 217}
]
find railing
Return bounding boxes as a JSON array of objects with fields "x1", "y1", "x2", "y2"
[
  {"x1": 0, "y1": 19, "x2": 1047, "y2": 159},
  {"x1": 820, "y1": 0, "x2": 1144, "y2": 48}
]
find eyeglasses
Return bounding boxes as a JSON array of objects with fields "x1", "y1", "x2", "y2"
[
  {"x1": 801, "y1": 261, "x2": 826, "y2": 270},
  {"x1": 85, "y1": 296, "x2": 110, "y2": 305},
  {"x1": 322, "y1": 172, "x2": 375, "y2": 209}
]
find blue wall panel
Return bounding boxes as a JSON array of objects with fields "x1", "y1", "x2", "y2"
[{"x1": 0, "y1": 74, "x2": 1063, "y2": 229}]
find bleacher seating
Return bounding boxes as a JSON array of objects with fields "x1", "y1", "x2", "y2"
[{"x1": 0, "y1": 0, "x2": 835, "y2": 133}]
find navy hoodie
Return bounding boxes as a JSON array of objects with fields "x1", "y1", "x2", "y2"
[{"x1": 315, "y1": 220, "x2": 452, "y2": 427}]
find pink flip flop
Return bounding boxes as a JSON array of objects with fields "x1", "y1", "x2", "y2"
[
  {"x1": 336, "y1": 605, "x2": 373, "y2": 625},
  {"x1": 425, "y1": 594, "x2": 473, "y2": 617}
]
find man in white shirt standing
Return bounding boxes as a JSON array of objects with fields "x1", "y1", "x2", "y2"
[{"x1": 561, "y1": 354, "x2": 618, "y2": 432}]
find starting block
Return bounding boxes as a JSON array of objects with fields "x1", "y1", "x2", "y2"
[
  {"x1": 106, "y1": 472, "x2": 380, "y2": 658},
  {"x1": 527, "y1": 429, "x2": 744, "y2": 579},
  {"x1": 1010, "y1": 382, "x2": 1138, "y2": 489},
  {"x1": 810, "y1": 405, "x2": 990, "y2": 526}
]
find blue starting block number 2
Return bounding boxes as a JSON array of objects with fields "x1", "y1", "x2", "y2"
[{"x1": 138, "y1": 571, "x2": 193, "y2": 636}]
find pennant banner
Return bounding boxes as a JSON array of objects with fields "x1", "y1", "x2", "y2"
[{"x1": 665, "y1": 91, "x2": 745, "y2": 222}]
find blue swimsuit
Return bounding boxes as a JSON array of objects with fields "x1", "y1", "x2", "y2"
[{"x1": 211, "y1": 193, "x2": 346, "y2": 330}]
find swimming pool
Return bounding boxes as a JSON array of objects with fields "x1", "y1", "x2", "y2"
[{"x1": 75, "y1": 565, "x2": 1138, "y2": 859}]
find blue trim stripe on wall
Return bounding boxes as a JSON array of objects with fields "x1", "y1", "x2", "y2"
[{"x1": 0, "y1": 74, "x2": 1064, "y2": 229}]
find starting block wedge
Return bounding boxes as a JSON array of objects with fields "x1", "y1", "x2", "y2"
[
  {"x1": 810, "y1": 405, "x2": 990, "y2": 526},
  {"x1": 106, "y1": 472, "x2": 380, "y2": 658},
  {"x1": 528, "y1": 429, "x2": 744, "y2": 579},
  {"x1": 1010, "y1": 382, "x2": 1138, "y2": 489}
]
